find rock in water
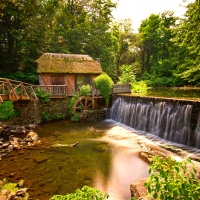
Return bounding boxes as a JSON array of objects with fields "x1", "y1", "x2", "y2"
[{"x1": 24, "y1": 131, "x2": 39, "y2": 142}]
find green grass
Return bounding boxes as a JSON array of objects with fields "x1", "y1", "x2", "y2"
[{"x1": 0, "y1": 101, "x2": 16, "y2": 121}]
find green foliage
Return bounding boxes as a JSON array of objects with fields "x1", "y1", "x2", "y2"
[
  {"x1": 68, "y1": 84, "x2": 92, "y2": 121},
  {"x1": 70, "y1": 113, "x2": 80, "y2": 122},
  {"x1": 94, "y1": 73, "x2": 114, "y2": 106},
  {"x1": 68, "y1": 93, "x2": 81, "y2": 122},
  {"x1": 0, "y1": 179, "x2": 29, "y2": 200},
  {"x1": 2, "y1": 0, "x2": 200, "y2": 87},
  {"x1": 137, "y1": 11, "x2": 187, "y2": 86},
  {"x1": 144, "y1": 156, "x2": 200, "y2": 200},
  {"x1": 41, "y1": 112, "x2": 50, "y2": 121},
  {"x1": 141, "y1": 72, "x2": 175, "y2": 87},
  {"x1": 0, "y1": 179, "x2": 18, "y2": 193},
  {"x1": 111, "y1": 19, "x2": 137, "y2": 81},
  {"x1": 173, "y1": 0, "x2": 200, "y2": 85},
  {"x1": 79, "y1": 84, "x2": 92, "y2": 96},
  {"x1": 35, "y1": 88, "x2": 51, "y2": 103},
  {"x1": 68, "y1": 93, "x2": 79, "y2": 115},
  {"x1": 131, "y1": 80, "x2": 147, "y2": 93},
  {"x1": 0, "y1": 0, "x2": 117, "y2": 84},
  {"x1": 56, "y1": 114, "x2": 66, "y2": 120},
  {"x1": 50, "y1": 186, "x2": 109, "y2": 200},
  {"x1": 0, "y1": 101, "x2": 20, "y2": 121},
  {"x1": 118, "y1": 65, "x2": 135, "y2": 84}
]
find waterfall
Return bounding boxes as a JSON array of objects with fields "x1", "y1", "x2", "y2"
[
  {"x1": 109, "y1": 97, "x2": 196, "y2": 147},
  {"x1": 194, "y1": 115, "x2": 200, "y2": 148}
]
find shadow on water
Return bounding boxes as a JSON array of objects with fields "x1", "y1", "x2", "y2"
[{"x1": 0, "y1": 120, "x2": 149, "y2": 200}]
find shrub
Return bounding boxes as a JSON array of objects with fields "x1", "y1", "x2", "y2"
[
  {"x1": 117, "y1": 64, "x2": 135, "y2": 84},
  {"x1": 68, "y1": 93, "x2": 79, "y2": 115},
  {"x1": 35, "y1": 88, "x2": 51, "y2": 103},
  {"x1": 144, "y1": 156, "x2": 200, "y2": 200},
  {"x1": 56, "y1": 114, "x2": 66, "y2": 120},
  {"x1": 50, "y1": 186, "x2": 109, "y2": 200},
  {"x1": 0, "y1": 101, "x2": 19, "y2": 121},
  {"x1": 94, "y1": 73, "x2": 114, "y2": 106},
  {"x1": 131, "y1": 80, "x2": 147, "y2": 93},
  {"x1": 41, "y1": 112, "x2": 50, "y2": 121},
  {"x1": 70, "y1": 113, "x2": 80, "y2": 122},
  {"x1": 79, "y1": 84, "x2": 92, "y2": 96}
]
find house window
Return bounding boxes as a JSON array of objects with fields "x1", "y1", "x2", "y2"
[
  {"x1": 76, "y1": 75, "x2": 91, "y2": 90},
  {"x1": 51, "y1": 75, "x2": 65, "y2": 85}
]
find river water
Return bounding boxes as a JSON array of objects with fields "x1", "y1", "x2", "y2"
[
  {"x1": 139, "y1": 87, "x2": 200, "y2": 101},
  {"x1": 0, "y1": 120, "x2": 151, "y2": 200}
]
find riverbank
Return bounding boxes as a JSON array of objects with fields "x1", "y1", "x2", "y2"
[{"x1": 0, "y1": 120, "x2": 200, "y2": 200}]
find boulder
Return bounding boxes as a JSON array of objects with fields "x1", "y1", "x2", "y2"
[
  {"x1": 24, "y1": 131, "x2": 39, "y2": 142},
  {"x1": 7, "y1": 145, "x2": 13, "y2": 152},
  {"x1": 17, "y1": 180, "x2": 25, "y2": 188},
  {"x1": 53, "y1": 131, "x2": 62, "y2": 136},
  {"x1": 130, "y1": 177, "x2": 149, "y2": 199},
  {"x1": 16, "y1": 188, "x2": 28, "y2": 196}
]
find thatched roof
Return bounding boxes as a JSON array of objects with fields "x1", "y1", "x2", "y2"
[{"x1": 35, "y1": 53, "x2": 103, "y2": 74}]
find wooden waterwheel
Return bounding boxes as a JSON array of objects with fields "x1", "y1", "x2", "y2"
[{"x1": 72, "y1": 96, "x2": 98, "y2": 115}]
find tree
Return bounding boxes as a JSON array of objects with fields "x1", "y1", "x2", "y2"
[
  {"x1": 0, "y1": 0, "x2": 118, "y2": 83},
  {"x1": 111, "y1": 19, "x2": 137, "y2": 81},
  {"x1": 173, "y1": 0, "x2": 200, "y2": 85},
  {"x1": 138, "y1": 11, "x2": 178, "y2": 86},
  {"x1": 117, "y1": 64, "x2": 135, "y2": 84},
  {"x1": 0, "y1": 0, "x2": 60, "y2": 83},
  {"x1": 79, "y1": 0, "x2": 117, "y2": 79}
]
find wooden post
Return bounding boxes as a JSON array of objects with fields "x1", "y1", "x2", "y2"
[
  {"x1": 92, "y1": 88, "x2": 95, "y2": 109},
  {"x1": 0, "y1": 95, "x2": 3, "y2": 103}
]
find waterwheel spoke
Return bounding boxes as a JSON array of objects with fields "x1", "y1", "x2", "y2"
[
  {"x1": 74, "y1": 106, "x2": 81, "y2": 109},
  {"x1": 72, "y1": 96, "x2": 98, "y2": 116},
  {"x1": 86, "y1": 102, "x2": 92, "y2": 108},
  {"x1": 79, "y1": 101, "x2": 84, "y2": 108},
  {"x1": 84, "y1": 98, "x2": 88, "y2": 107}
]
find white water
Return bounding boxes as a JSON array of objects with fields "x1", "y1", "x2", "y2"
[
  {"x1": 194, "y1": 115, "x2": 200, "y2": 148},
  {"x1": 109, "y1": 97, "x2": 200, "y2": 148}
]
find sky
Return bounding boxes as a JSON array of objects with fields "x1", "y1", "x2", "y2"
[{"x1": 112, "y1": 0, "x2": 193, "y2": 32}]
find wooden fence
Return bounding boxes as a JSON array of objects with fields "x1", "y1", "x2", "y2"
[{"x1": 36, "y1": 85, "x2": 67, "y2": 98}]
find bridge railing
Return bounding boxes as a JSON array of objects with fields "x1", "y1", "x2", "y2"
[
  {"x1": 0, "y1": 78, "x2": 68, "y2": 103},
  {"x1": 35, "y1": 85, "x2": 67, "y2": 98},
  {"x1": 0, "y1": 78, "x2": 38, "y2": 102}
]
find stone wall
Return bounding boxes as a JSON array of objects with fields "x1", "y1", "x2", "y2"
[
  {"x1": 79, "y1": 109, "x2": 106, "y2": 122},
  {"x1": 38, "y1": 98, "x2": 70, "y2": 123},
  {"x1": 12, "y1": 98, "x2": 106, "y2": 125},
  {"x1": 13, "y1": 100, "x2": 40, "y2": 125},
  {"x1": 13, "y1": 98, "x2": 70, "y2": 125}
]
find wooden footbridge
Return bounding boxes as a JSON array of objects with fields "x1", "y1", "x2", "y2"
[
  {"x1": 0, "y1": 78, "x2": 68, "y2": 103},
  {"x1": 0, "y1": 78, "x2": 131, "y2": 116},
  {"x1": 0, "y1": 78, "x2": 39, "y2": 103}
]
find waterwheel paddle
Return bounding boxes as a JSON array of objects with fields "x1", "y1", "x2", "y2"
[{"x1": 72, "y1": 96, "x2": 98, "y2": 115}]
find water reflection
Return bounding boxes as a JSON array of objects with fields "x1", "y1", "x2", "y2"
[
  {"x1": 94, "y1": 150, "x2": 149, "y2": 200},
  {"x1": 0, "y1": 120, "x2": 149, "y2": 200},
  {"x1": 132, "y1": 88, "x2": 200, "y2": 100}
]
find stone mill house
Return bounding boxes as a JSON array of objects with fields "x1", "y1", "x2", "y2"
[{"x1": 34, "y1": 53, "x2": 103, "y2": 97}]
